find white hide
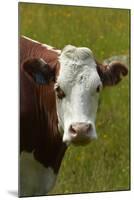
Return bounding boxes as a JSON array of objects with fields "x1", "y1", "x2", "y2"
[
  {"x1": 20, "y1": 152, "x2": 57, "y2": 197},
  {"x1": 57, "y1": 45, "x2": 102, "y2": 145}
]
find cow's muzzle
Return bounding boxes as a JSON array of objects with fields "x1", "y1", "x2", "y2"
[{"x1": 69, "y1": 122, "x2": 93, "y2": 145}]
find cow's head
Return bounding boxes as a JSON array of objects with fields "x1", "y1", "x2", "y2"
[{"x1": 23, "y1": 45, "x2": 128, "y2": 146}]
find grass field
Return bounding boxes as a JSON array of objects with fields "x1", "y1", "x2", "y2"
[{"x1": 19, "y1": 3, "x2": 130, "y2": 195}]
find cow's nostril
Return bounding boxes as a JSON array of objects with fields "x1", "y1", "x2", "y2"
[
  {"x1": 70, "y1": 125, "x2": 77, "y2": 135},
  {"x1": 87, "y1": 123, "x2": 92, "y2": 132}
]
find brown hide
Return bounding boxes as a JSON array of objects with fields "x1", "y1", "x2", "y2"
[{"x1": 20, "y1": 36, "x2": 67, "y2": 173}]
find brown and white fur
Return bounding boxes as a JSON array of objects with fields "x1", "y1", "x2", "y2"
[{"x1": 20, "y1": 36, "x2": 128, "y2": 197}]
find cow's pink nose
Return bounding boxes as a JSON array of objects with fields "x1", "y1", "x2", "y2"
[{"x1": 69, "y1": 122, "x2": 92, "y2": 136}]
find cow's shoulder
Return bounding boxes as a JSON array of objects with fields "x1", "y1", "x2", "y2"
[{"x1": 20, "y1": 151, "x2": 57, "y2": 197}]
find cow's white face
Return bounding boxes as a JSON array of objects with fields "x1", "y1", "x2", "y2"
[{"x1": 55, "y1": 45, "x2": 102, "y2": 145}]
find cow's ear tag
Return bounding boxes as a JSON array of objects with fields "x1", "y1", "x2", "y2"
[
  {"x1": 23, "y1": 58, "x2": 55, "y2": 85},
  {"x1": 35, "y1": 72, "x2": 47, "y2": 85}
]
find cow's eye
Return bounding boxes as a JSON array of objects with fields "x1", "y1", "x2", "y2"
[
  {"x1": 54, "y1": 84, "x2": 65, "y2": 99},
  {"x1": 96, "y1": 84, "x2": 102, "y2": 93}
]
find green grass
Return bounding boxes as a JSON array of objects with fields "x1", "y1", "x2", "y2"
[{"x1": 19, "y1": 3, "x2": 130, "y2": 195}]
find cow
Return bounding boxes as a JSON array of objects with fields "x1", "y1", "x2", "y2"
[{"x1": 20, "y1": 36, "x2": 128, "y2": 197}]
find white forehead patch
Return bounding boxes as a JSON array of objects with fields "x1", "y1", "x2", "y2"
[
  {"x1": 61, "y1": 44, "x2": 93, "y2": 60},
  {"x1": 58, "y1": 45, "x2": 100, "y2": 89}
]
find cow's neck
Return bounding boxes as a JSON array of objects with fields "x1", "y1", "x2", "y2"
[{"x1": 32, "y1": 83, "x2": 67, "y2": 173}]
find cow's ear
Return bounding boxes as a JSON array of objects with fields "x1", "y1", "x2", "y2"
[
  {"x1": 97, "y1": 61, "x2": 128, "y2": 86},
  {"x1": 22, "y1": 58, "x2": 55, "y2": 84}
]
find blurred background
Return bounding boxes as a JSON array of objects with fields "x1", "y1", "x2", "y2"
[{"x1": 19, "y1": 3, "x2": 130, "y2": 195}]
